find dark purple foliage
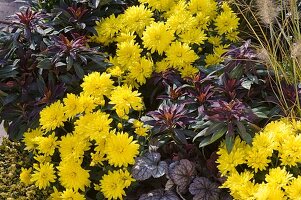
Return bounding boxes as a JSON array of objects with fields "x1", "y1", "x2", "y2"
[
  {"x1": 145, "y1": 102, "x2": 194, "y2": 132},
  {"x1": 206, "y1": 99, "x2": 255, "y2": 122}
]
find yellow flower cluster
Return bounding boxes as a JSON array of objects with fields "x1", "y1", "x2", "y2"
[
  {"x1": 91, "y1": 0, "x2": 239, "y2": 86},
  {"x1": 20, "y1": 71, "x2": 150, "y2": 199},
  {"x1": 217, "y1": 119, "x2": 301, "y2": 199}
]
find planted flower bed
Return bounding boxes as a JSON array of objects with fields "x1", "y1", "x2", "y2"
[{"x1": 1, "y1": 0, "x2": 301, "y2": 199}]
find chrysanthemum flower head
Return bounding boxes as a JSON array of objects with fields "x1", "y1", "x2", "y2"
[
  {"x1": 128, "y1": 57, "x2": 153, "y2": 85},
  {"x1": 105, "y1": 132, "x2": 139, "y2": 167},
  {"x1": 97, "y1": 170, "x2": 127, "y2": 200},
  {"x1": 39, "y1": 101, "x2": 66, "y2": 132},
  {"x1": 81, "y1": 72, "x2": 114, "y2": 105},
  {"x1": 109, "y1": 85, "x2": 144, "y2": 118},
  {"x1": 23, "y1": 128, "x2": 44, "y2": 151},
  {"x1": 30, "y1": 162, "x2": 56, "y2": 189},
  {"x1": 57, "y1": 161, "x2": 90, "y2": 191},
  {"x1": 63, "y1": 93, "x2": 82, "y2": 119},
  {"x1": 188, "y1": 0, "x2": 217, "y2": 18},
  {"x1": 122, "y1": 5, "x2": 154, "y2": 36},
  {"x1": 165, "y1": 41, "x2": 198, "y2": 68},
  {"x1": 116, "y1": 40, "x2": 142, "y2": 68},
  {"x1": 34, "y1": 133, "x2": 58, "y2": 156},
  {"x1": 59, "y1": 133, "x2": 90, "y2": 162},
  {"x1": 20, "y1": 167, "x2": 32, "y2": 186},
  {"x1": 60, "y1": 189, "x2": 85, "y2": 200},
  {"x1": 142, "y1": 22, "x2": 174, "y2": 55}
]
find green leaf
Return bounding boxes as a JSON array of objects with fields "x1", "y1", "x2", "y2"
[
  {"x1": 174, "y1": 129, "x2": 188, "y2": 144},
  {"x1": 73, "y1": 62, "x2": 85, "y2": 79},
  {"x1": 199, "y1": 136, "x2": 211, "y2": 148},
  {"x1": 252, "y1": 107, "x2": 268, "y2": 118},
  {"x1": 198, "y1": 126, "x2": 227, "y2": 148},
  {"x1": 225, "y1": 134, "x2": 234, "y2": 153},
  {"x1": 66, "y1": 56, "x2": 73, "y2": 71},
  {"x1": 37, "y1": 58, "x2": 52, "y2": 69},
  {"x1": 0, "y1": 65, "x2": 18, "y2": 79},
  {"x1": 206, "y1": 122, "x2": 225, "y2": 134},
  {"x1": 230, "y1": 65, "x2": 243, "y2": 79},
  {"x1": 210, "y1": 126, "x2": 227, "y2": 143},
  {"x1": 236, "y1": 121, "x2": 252, "y2": 144},
  {"x1": 194, "y1": 122, "x2": 225, "y2": 141}
]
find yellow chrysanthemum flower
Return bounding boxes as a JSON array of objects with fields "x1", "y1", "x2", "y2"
[
  {"x1": 74, "y1": 110, "x2": 112, "y2": 141},
  {"x1": 166, "y1": 10, "x2": 196, "y2": 35},
  {"x1": 279, "y1": 135, "x2": 301, "y2": 166},
  {"x1": 155, "y1": 59, "x2": 170, "y2": 73},
  {"x1": 60, "y1": 189, "x2": 85, "y2": 200},
  {"x1": 116, "y1": 40, "x2": 142, "y2": 68},
  {"x1": 63, "y1": 93, "x2": 82, "y2": 119},
  {"x1": 90, "y1": 151, "x2": 106, "y2": 166},
  {"x1": 115, "y1": 32, "x2": 136, "y2": 43},
  {"x1": 105, "y1": 132, "x2": 139, "y2": 167},
  {"x1": 97, "y1": 170, "x2": 126, "y2": 200},
  {"x1": 253, "y1": 184, "x2": 285, "y2": 200},
  {"x1": 31, "y1": 162, "x2": 56, "y2": 189},
  {"x1": 215, "y1": 11, "x2": 239, "y2": 35},
  {"x1": 194, "y1": 13, "x2": 210, "y2": 30},
  {"x1": 106, "y1": 66, "x2": 124, "y2": 77},
  {"x1": 20, "y1": 167, "x2": 32, "y2": 186},
  {"x1": 93, "y1": 14, "x2": 122, "y2": 45},
  {"x1": 179, "y1": 65, "x2": 199, "y2": 78},
  {"x1": 59, "y1": 133, "x2": 90, "y2": 162},
  {"x1": 109, "y1": 85, "x2": 144, "y2": 118},
  {"x1": 34, "y1": 154, "x2": 51, "y2": 163},
  {"x1": 263, "y1": 120, "x2": 294, "y2": 149},
  {"x1": 226, "y1": 31, "x2": 239, "y2": 42},
  {"x1": 34, "y1": 133, "x2": 58, "y2": 156},
  {"x1": 57, "y1": 161, "x2": 90, "y2": 191},
  {"x1": 165, "y1": 41, "x2": 198, "y2": 68},
  {"x1": 139, "y1": 0, "x2": 175, "y2": 12},
  {"x1": 23, "y1": 128, "x2": 44, "y2": 151},
  {"x1": 122, "y1": 5, "x2": 154, "y2": 36},
  {"x1": 221, "y1": 171, "x2": 255, "y2": 199},
  {"x1": 118, "y1": 169, "x2": 135, "y2": 188},
  {"x1": 81, "y1": 72, "x2": 114, "y2": 105},
  {"x1": 180, "y1": 29, "x2": 208, "y2": 45},
  {"x1": 77, "y1": 93, "x2": 97, "y2": 113},
  {"x1": 40, "y1": 101, "x2": 66, "y2": 132},
  {"x1": 208, "y1": 36, "x2": 222, "y2": 46},
  {"x1": 285, "y1": 176, "x2": 301, "y2": 199},
  {"x1": 245, "y1": 147, "x2": 271, "y2": 173},
  {"x1": 142, "y1": 22, "x2": 174, "y2": 55},
  {"x1": 128, "y1": 57, "x2": 153, "y2": 85},
  {"x1": 205, "y1": 54, "x2": 223, "y2": 67},
  {"x1": 216, "y1": 138, "x2": 246, "y2": 176},
  {"x1": 265, "y1": 167, "x2": 293, "y2": 188},
  {"x1": 49, "y1": 186, "x2": 62, "y2": 200},
  {"x1": 188, "y1": 0, "x2": 217, "y2": 18}
]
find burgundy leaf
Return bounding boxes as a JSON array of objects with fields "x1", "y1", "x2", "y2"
[
  {"x1": 169, "y1": 159, "x2": 196, "y2": 193},
  {"x1": 189, "y1": 177, "x2": 220, "y2": 200}
]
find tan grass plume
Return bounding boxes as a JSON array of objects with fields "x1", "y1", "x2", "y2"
[{"x1": 255, "y1": 0, "x2": 279, "y2": 25}]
